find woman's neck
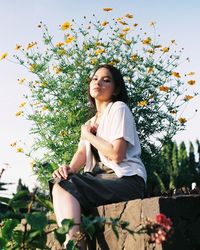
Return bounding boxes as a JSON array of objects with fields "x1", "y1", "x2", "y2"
[{"x1": 95, "y1": 100, "x2": 112, "y2": 114}]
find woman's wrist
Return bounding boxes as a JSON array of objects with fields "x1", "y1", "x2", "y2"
[{"x1": 68, "y1": 167, "x2": 76, "y2": 173}]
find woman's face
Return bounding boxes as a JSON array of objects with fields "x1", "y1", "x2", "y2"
[{"x1": 89, "y1": 67, "x2": 115, "y2": 102}]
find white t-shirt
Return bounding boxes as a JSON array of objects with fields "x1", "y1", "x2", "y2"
[{"x1": 81, "y1": 101, "x2": 147, "y2": 183}]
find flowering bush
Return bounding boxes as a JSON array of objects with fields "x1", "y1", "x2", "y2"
[
  {"x1": 2, "y1": 8, "x2": 198, "y2": 186},
  {"x1": 146, "y1": 213, "x2": 173, "y2": 244}
]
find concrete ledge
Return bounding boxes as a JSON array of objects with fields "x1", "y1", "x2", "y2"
[{"x1": 47, "y1": 195, "x2": 200, "y2": 250}]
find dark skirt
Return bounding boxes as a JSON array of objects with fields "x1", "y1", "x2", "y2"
[{"x1": 49, "y1": 163, "x2": 145, "y2": 210}]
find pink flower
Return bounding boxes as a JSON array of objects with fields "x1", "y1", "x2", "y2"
[{"x1": 156, "y1": 213, "x2": 173, "y2": 231}]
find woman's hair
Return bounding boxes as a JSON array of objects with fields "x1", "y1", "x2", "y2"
[{"x1": 88, "y1": 64, "x2": 129, "y2": 107}]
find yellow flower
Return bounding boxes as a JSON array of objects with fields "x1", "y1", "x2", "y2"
[
  {"x1": 10, "y1": 141, "x2": 17, "y2": 147},
  {"x1": 161, "y1": 47, "x2": 169, "y2": 53},
  {"x1": 33, "y1": 101, "x2": 41, "y2": 106},
  {"x1": 57, "y1": 49, "x2": 66, "y2": 56},
  {"x1": 26, "y1": 42, "x2": 37, "y2": 50},
  {"x1": 59, "y1": 131, "x2": 68, "y2": 137},
  {"x1": 30, "y1": 160, "x2": 36, "y2": 169},
  {"x1": 95, "y1": 49, "x2": 105, "y2": 55},
  {"x1": 122, "y1": 27, "x2": 130, "y2": 33},
  {"x1": 187, "y1": 72, "x2": 195, "y2": 76},
  {"x1": 0, "y1": 52, "x2": 8, "y2": 60},
  {"x1": 15, "y1": 44, "x2": 22, "y2": 50},
  {"x1": 108, "y1": 59, "x2": 120, "y2": 66},
  {"x1": 101, "y1": 21, "x2": 109, "y2": 26},
  {"x1": 170, "y1": 110, "x2": 177, "y2": 114},
  {"x1": 103, "y1": 8, "x2": 113, "y2": 11},
  {"x1": 29, "y1": 64, "x2": 38, "y2": 72},
  {"x1": 159, "y1": 86, "x2": 169, "y2": 92},
  {"x1": 116, "y1": 17, "x2": 123, "y2": 22},
  {"x1": 119, "y1": 20, "x2": 128, "y2": 25},
  {"x1": 154, "y1": 45, "x2": 162, "y2": 48},
  {"x1": 108, "y1": 61, "x2": 116, "y2": 66},
  {"x1": 147, "y1": 67, "x2": 154, "y2": 74},
  {"x1": 61, "y1": 21, "x2": 71, "y2": 30},
  {"x1": 147, "y1": 49, "x2": 155, "y2": 54},
  {"x1": 179, "y1": 117, "x2": 187, "y2": 124},
  {"x1": 96, "y1": 41, "x2": 104, "y2": 47},
  {"x1": 16, "y1": 147, "x2": 24, "y2": 153},
  {"x1": 41, "y1": 81, "x2": 48, "y2": 87},
  {"x1": 119, "y1": 33, "x2": 126, "y2": 39},
  {"x1": 42, "y1": 105, "x2": 48, "y2": 111},
  {"x1": 19, "y1": 102, "x2": 27, "y2": 108},
  {"x1": 187, "y1": 80, "x2": 196, "y2": 85},
  {"x1": 125, "y1": 13, "x2": 133, "y2": 18},
  {"x1": 184, "y1": 95, "x2": 193, "y2": 101},
  {"x1": 17, "y1": 78, "x2": 26, "y2": 84},
  {"x1": 142, "y1": 37, "x2": 152, "y2": 45},
  {"x1": 53, "y1": 66, "x2": 62, "y2": 74},
  {"x1": 15, "y1": 110, "x2": 24, "y2": 116},
  {"x1": 65, "y1": 36, "x2": 75, "y2": 44},
  {"x1": 131, "y1": 54, "x2": 138, "y2": 61},
  {"x1": 56, "y1": 42, "x2": 65, "y2": 47},
  {"x1": 91, "y1": 58, "x2": 97, "y2": 65},
  {"x1": 137, "y1": 100, "x2": 148, "y2": 107},
  {"x1": 150, "y1": 21, "x2": 156, "y2": 26},
  {"x1": 125, "y1": 40, "x2": 131, "y2": 45},
  {"x1": 171, "y1": 71, "x2": 181, "y2": 78}
]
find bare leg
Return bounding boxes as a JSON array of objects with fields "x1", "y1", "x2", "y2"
[{"x1": 52, "y1": 183, "x2": 81, "y2": 246}]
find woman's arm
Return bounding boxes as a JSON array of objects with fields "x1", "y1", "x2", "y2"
[
  {"x1": 81, "y1": 122, "x2": 127, "y2": 164},
  {"x1": 52, "y1": 144, "x2": 86, "y2": 179},
  {"x1": 69, "y1": 144, "x2": 86, "y2": 172}
]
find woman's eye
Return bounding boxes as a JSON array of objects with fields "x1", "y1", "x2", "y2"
[{"x1": 104, "y1": 79, "x2": 110, "y2": 83}]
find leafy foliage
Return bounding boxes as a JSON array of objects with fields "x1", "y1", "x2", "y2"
[
  {"x1": 0, "y1": 187, "x2": 173, "y2": 249},
  {"x1": 152, "y1": 139, "x2": 200, "y2": 194},
  {"x1": 11, "y1": 11, "x2": 198, "y2": 188}
]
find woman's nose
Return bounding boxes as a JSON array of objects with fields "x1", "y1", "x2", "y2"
[{"x1": 95, "y1": 79, "x2": 102, "y2": 86}]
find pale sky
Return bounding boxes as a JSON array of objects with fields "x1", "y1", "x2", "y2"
[{"x1": 0, "y1": 0, "x2": 200, "y2": 196}]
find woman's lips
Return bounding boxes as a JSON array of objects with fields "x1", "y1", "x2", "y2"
[{"x1": 92, "y1": 86, "x2": 101, "y2": 91}]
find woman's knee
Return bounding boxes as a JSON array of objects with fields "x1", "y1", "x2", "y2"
[{"x1": 52, "y1": 183, "x2": 65, "y2": 199}]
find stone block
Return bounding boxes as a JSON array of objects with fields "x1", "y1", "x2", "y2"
[{"x1": 47, "y1": 195, "x2": 200, "y2": 250}]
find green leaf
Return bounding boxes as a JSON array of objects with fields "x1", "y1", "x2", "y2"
[
  {"x1": 110, "y1": 218, "x2": 120, "y2": 239},
  {"x1": 54, "y1": 230, "x2": 66, "y2": 245},
  {"x1": 1, "y1": 219, "x2": 18, "y2": 240},
  {"x1": 35, "y1": 193, "x2": 53, "y2": 211},
  {"x1": 56, "y1": 219, "x2": 74, "y2": 234},
  {"x1": 26, "y1": 230, "x2": 47, "y2": 249},
  {"x1": 111, "y1": 224, "x2": 119, "y2": 239},
  {"x1": 66, "y1": 240, "x2": 78, "y2": 250},
  {"x1": 0, "y1": 237, "x2": 6, "y2": 249},
  {"x1": 153, "y1": 171, "x2": 166, "y2": 193},
  {"x1": 120, "y1": 220, "x2": 129, "y2": 229},
  {"x1": 12, "y1": 230, "x2": 23, "y2": 247},
  {"x1": 81, "y1": 216, "x2": 96, "y2": 239},
  {"x1": 26, "y1": 212, "x2": 48, "y2": 231},
  {"x1": 9, "y1": 190, "x2": 30, "y2": 210},
  {"x1": 0, "y1": 196, "x2": 10, "y2": 205}
]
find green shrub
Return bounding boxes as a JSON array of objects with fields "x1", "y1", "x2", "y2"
[{"x1": 6, "y1": 10, "x2": 198, "y2": 188}]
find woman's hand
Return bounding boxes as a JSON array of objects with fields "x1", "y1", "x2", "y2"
[
  {"x1": 81, "y1": 121, "x2": 92, "y2": 139},
  {"x1": 52, "y1": 164, "x2": 72, "y2": 179}
]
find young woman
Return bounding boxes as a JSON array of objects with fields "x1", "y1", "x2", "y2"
[{"x1": 51, "y1": 64, "x2": 147, "y2": 247}]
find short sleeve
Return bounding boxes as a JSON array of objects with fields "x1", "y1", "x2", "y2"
[{"x1": 109, "y1": 104, "x2": 136, "y2": 146}]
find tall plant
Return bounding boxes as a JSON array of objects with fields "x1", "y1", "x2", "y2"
[{"x1": 3, "y1": 9, "x2": 198, "y2": 187}]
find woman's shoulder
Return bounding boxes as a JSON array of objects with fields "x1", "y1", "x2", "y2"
[{"x1": 111, "y1": 101, "x2": 130, "y2": 111}]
